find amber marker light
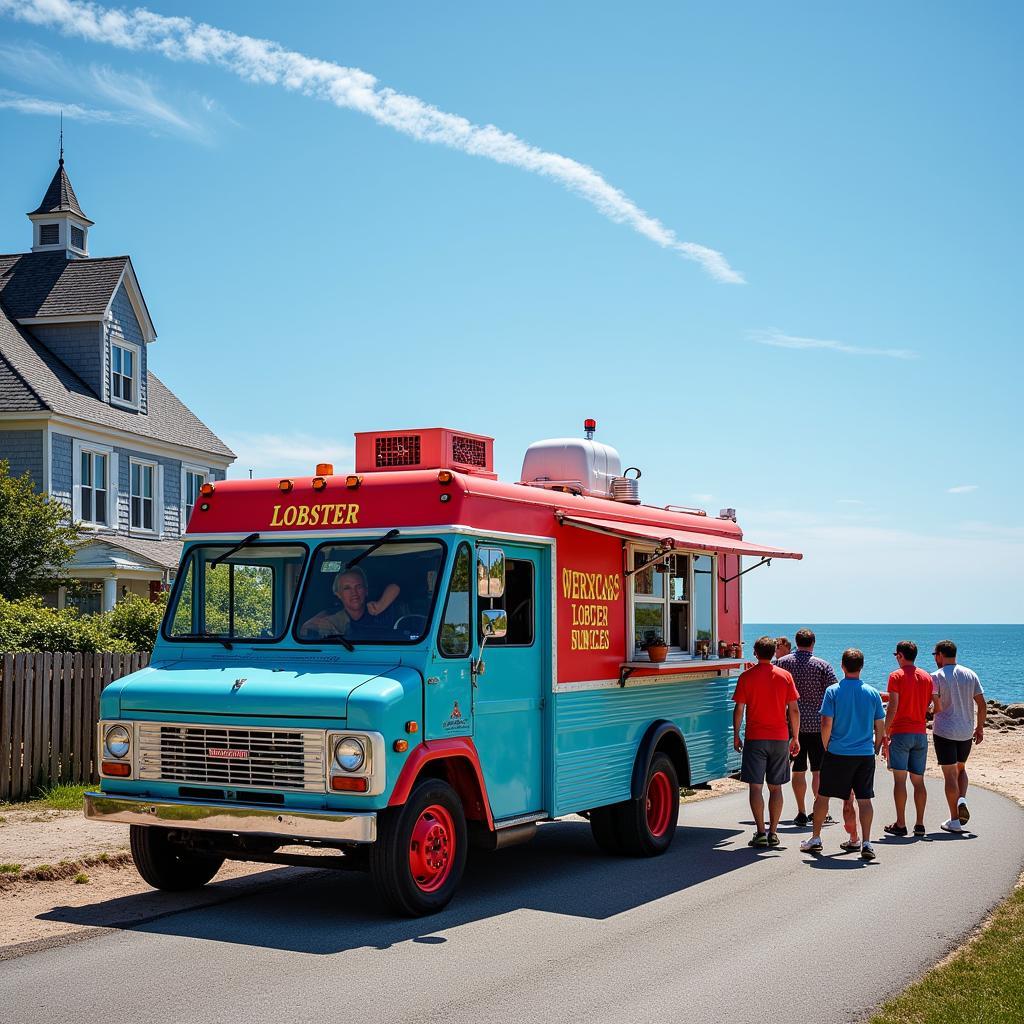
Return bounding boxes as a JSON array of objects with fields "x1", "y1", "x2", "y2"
[
  {"x1": 393, "y1": 739, "x2": 409, "y2": 753},
  {"x1": 316, "y1": 463, "x2": 334, "y2": 476},
  {"x1": 101, "y1": 761, "x2": 131, "y2": 777},
  {"x1": 331, "y1": 776, "x2": 369, "y2": 792},
  {"x1": 345, "y1": 475, "x2": 362, "y2": 490},
  {"x1": 437, "y1": 470, "x2": 454, "y2": 485},
  {"x1": 312, "y1": 476, "x2": 327, "y2": 491},
  {"x1": 405, "y1": 721, "x2": 419, "y2": 733},
  {"x1": 199, "y1": 482, "x2": 215, "y2": 497},
  {"x1": 279, "y1": 479, "x2": 293, "y2": 493}
]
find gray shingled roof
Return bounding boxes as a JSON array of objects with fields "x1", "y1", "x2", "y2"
[
  {"x1": 99, "y1": 534, "x2": 183, "y2": 571},
  {"x1": 28, "y1": 160, "x2": 91, "y2": 222},
  {"x1": 0, "y1": 301, "x2": 234, "y2": 459},
  {"x1": 0, "y1": 252, "x2": 127, "y2": 319}
]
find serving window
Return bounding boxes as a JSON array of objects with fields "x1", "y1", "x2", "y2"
[{"x1": 629, "y1": 546, "x2": 716, "y2": 658}]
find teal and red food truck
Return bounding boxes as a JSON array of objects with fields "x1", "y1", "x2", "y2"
[{"x1": 85, "y1": 423, "x2": 801, "y2": 915}]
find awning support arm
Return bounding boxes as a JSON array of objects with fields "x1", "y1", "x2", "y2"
[
  {"x1": 718, "y1": 557, "x2": 771, "y2": 584},
  {"x1": 622, "y1": 542, "x2": 676, "y2": 579}
]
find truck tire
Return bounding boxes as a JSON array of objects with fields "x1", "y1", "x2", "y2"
[
  {"x1": 129, "y1": 825, "x2": 225, "y2": 891},
  {"x1": 589, "y1": 805, "x2": 624, "y2": 855},
  {"x1": 614, "y1": 752, "x2": 679, "y2": 857},
  {"x1": 369, "y1": 778, "x2": 468, "y2": 916}
]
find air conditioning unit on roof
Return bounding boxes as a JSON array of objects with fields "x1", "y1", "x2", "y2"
[{"x1": 354, "y1": 428, "x2": 496, "y2": 478}]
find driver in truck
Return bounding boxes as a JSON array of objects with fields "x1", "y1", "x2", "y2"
[{"x1": 300, "y1": 567, "x2": 400, "y2": 639}]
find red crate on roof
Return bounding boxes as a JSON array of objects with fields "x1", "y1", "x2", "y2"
[{"x1": 354, "y1": 428, "x2": 495, "y2": 477}]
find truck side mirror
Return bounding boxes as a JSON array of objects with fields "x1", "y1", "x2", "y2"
[
  {"x1": 476, "y1": 546, "x2": 506, "y2": 598},
  {"x1": 480, "y1": 608, "x2": 508, "y2": 639}
]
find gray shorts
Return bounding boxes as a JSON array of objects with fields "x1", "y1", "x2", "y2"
[{"x1": 741, "y1": 739, "x2": 791, "y2": 786}]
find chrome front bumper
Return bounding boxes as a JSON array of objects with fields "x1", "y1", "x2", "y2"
[{"x1": 84, "y1": 792, "x2": 377, "y2": 844}]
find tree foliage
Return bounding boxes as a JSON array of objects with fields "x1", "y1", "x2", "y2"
[
  {"x1": 0, "y1": 460, "x2": 80, "y2": 601},
  {"x1": 0, "y1": 594, "x2": 166, "y2": 653}
]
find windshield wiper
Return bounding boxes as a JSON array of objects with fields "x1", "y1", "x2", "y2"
[
  {"x1": 344, "y1": 529, "x2": 400, "y2": 571},
  {"x1": 209, "y1": 532, "x2": 261, "y2": 568},
  {"x1": 316, "y1": 633, "x2": 355, "y2": 652},
  {"x1": 174, "y1": 632, "x2": 233, "y2": 650}
]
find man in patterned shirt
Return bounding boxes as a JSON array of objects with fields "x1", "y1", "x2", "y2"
[{"x1": 777, "y1": 628, "x2": 839, "y2": 827}]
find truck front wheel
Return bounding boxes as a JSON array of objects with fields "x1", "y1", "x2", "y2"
[
  {"x1": 370, "y1": 778, "x2": 468, "y2": 916},
  {"x1": 129, "y1": 826, "x2": 225, "y2": 890},
  {"x1": 615, "y1": 752, "x2": 679, "y2": 857}
]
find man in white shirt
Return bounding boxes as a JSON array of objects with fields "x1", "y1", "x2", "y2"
[{"x1": 931, "y1": 639, "x2": 986, "y2": 833}]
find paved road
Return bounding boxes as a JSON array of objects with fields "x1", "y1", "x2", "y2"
[{"x1": 3, "y1": 779, "x2": 1022, "y2": 1024}]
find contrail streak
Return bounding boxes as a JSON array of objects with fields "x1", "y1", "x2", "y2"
[{"x1": 0, "y1": 0, "x2": 744, "y2": 283}]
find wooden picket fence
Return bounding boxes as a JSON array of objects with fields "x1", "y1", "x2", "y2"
[{"x1": 0, "y1": 651, "x2": 150, "y2": 802}]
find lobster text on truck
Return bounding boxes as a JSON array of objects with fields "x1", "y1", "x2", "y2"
[{"x1": 562, "y1": 567, "x2": 620, "y2": 651}]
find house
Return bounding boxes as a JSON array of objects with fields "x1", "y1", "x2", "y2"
[{"x1": 0, "y1": 152, "x2": 235, "y2": 612}]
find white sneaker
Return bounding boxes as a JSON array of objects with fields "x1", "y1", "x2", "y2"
[
  {"x1": 957, "y1": 798, "x2": 970, "y2": 826},
  {"x1": 800, "y1": 836, "x2": 823, "y2": 853},
  {"x1": 940, "y1": 818, "x2": 964, "y2": 834}
]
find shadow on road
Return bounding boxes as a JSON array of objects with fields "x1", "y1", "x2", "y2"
[{"x1": 39, "y1": 819, "x2": 762, "y2": 954}]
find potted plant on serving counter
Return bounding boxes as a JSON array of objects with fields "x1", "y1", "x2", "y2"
[{"x1": 642, "y1": 629, "x2": 669, "y2": 663}]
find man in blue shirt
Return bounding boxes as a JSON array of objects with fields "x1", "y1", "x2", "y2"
[{"x1": 800, "y1": 649, "x2": 885, "y2": 861}]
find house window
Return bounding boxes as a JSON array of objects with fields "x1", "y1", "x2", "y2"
[
  {"x1": 111, "y1": 343, "x2": 136, "y2": 405},
  {"x1": 131, "y1": 460, "x2": 156, "y2": 531},
  {"x1": 39, "y1": 223, "x2": 59, "y2": 245},
  {"x1": 630, "y1": 548, "x2": 715, "y2": 657},
  {"x1": 80, "y1": 450, "x2": 108, "y2": 525},
  {"x1": 183, "y1": 469, "x2": 206, "y2": 528},
  {"x1": 70, "y1": 225, "x2": 85, "y2": 250}
]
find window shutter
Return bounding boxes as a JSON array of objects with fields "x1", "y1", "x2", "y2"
[{"x1": 108, "y1": 451, "x2": 119, "y2": 529}]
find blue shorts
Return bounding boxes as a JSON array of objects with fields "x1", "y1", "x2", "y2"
[{"x1": 888, "y1": 732, "x2": 928, "y2": 775}]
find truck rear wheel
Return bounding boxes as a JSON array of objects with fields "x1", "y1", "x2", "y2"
[
  {"x1": 615, "y1": 752, "x2": 679, "y2": 857},
  {"x1": 129, "y1": 825, "x2": 225, "y2": 891},
  {"x1": 370, "y1": 778, "x2": 467, "y2": 916},
  {"x1": 589, "y1": 805, "x2": 623, "y2": 854}
]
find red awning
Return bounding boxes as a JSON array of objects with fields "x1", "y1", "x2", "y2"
[{"x1": 555, "y1": 513, "x2": 802, "y2": 560}]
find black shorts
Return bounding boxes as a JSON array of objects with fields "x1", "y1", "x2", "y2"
[
  {"x1": 819, "y1": 752, "x2": 876, "y2": 800},
  {"x1": 934, "y1": 735, "x2": 973, "y2": 766},
  {"x1": 792, "y1": 731, "x2": 825, "y2": 772}
]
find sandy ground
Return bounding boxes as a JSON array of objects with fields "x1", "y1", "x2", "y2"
[{"x1": 1, "y1": 708, "x2": 1020, "y2": 957}]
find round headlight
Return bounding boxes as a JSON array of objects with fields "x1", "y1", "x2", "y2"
[
  {"x1": 104, "y1": 724, "x2": 131, "y2": 759},
  {"x1": 333, "y1": 736, "x2": 365, "y2": 772}
]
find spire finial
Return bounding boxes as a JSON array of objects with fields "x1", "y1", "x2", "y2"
[{"x1": 59, "y1": 110, "x2": 64, "y2": 166}]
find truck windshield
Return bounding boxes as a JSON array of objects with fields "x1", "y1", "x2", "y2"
[
  {"x1": 164, "y1": 543, "x2": 307, "y2": 644},
  {"x1": 294, "y1": 539, "x2": 446, "y2": 645}
]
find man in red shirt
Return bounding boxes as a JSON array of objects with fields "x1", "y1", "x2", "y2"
[
  {"x1": 733, "y1": 635, "x2": 801, "y2": 848},
  {"x1": 883, "y1": 640, "x2": 942, "y2": 836}
]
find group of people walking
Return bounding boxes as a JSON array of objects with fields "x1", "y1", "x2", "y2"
[{"x1": 732, "y1": 629, "x2": 985, "y2": 861}]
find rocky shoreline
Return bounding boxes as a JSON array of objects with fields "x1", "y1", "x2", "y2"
[{"x1": 983, "y1": 699, "x2": 1024, "y2": 732}]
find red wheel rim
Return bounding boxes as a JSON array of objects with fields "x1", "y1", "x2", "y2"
[
  {"x1": 646, "y1": 769, "x2": 674, "y2": 838},
  {"x1": 409, "y1": 804, "x2": 456, "y2": 892}
]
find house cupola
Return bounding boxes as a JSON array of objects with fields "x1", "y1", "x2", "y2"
[{"x1": 27, "y1": 152, "x2": 93, "y2": 259}]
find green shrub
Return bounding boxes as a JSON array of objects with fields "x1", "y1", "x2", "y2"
[{"x1": 104, "y1": 593, "x2": 166, "y2": 651}]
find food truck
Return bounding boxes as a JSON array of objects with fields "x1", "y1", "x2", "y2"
[{"x1": 85, "y1": 423, "x2": 801, "y2": 915}]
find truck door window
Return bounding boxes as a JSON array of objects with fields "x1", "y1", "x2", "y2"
[
  {"x1": 165, "y1": 543, "x2": 306, "y2": 644},
  {"x1": 479, "y1": 558, "x2": 534, "y2": 646},
  {"x1": 438, "y1": 542, "x2": 471, "y2": 657}
]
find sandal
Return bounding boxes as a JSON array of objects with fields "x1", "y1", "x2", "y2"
[
  {"x1": 913, "y1": 824, "x2": 926, "y2": 836},
  {"x1": 883, "y1": 823, "x2": 908, "y2": 837},
  {"x1": 748, "y1": 832, "x2": 769, "y2": 848},
  {"x1": 839, "y1": 839, "x2": 862, "y2": 852},
  {"x1": 768, "y1": 832, "x2": 781, "y2": 847}
]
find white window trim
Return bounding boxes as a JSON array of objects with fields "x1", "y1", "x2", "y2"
[
  {"x1": 109, "y1": 338, "x2": 142, "y2": 411},
  {"x1": 71, "y1": 438, "x2": 117, "y2": 530},
  {"x1": 179, "y1": 463, "x2": 209, "y2": 535},
  {"x1": 129, "y1": 457, "x2": 163, "y2": 537},
  {"x1": 626, "y1": 543, "x2": 717, "y2": 660}
]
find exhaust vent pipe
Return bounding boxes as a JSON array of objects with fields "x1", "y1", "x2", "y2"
[{"x1": 611, "y1": 467, "x2": 641, "y2": 505}]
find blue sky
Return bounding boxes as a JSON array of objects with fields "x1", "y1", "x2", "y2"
[{"x1": 0, "y1": 1, "x2": 1020, "y2": 622}]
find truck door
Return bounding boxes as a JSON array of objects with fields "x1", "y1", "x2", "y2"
[
  {"x1": 425, "y1": 541, "x2": 475, "y2": 742},
  {"x1": 473, "y1": 543, "x2": 547, "y2": 821}
]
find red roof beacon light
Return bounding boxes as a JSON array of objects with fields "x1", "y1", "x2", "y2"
[
  {"x1": 584, "y1": 418, "x2": 597, "y2": 440},
  {"x1": 316, "y1": 463, "x2": 334, "y2": 477}
]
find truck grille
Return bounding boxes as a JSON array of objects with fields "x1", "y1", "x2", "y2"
[{"x1": 137, "y1": 723, "x2": 326, "y2": 792}]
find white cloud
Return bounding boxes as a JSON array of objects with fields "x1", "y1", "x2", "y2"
[
  {"x1": 947, "y1": 484, "x2": 978, "y2": 494},
  {"x1": 0, "y1": 87, "x2": 125, "y2": 122},
  {"x1": 836, "y1": 498, "x2": 865, "y2": 505},
  {"x1": 0, "y1": 40, "x2": 215, "y2": 140},
  {"x1": 0, "y1": 0, "x2": 744, "y2": 283},
  {"x1": 748, "y1": 328, "x2": 917, "y2": 360},
  {"x1": 224, "y1": 432, "x2": 354, "y2": 479}
]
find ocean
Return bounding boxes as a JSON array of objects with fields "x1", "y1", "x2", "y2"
[{"x1": 745, "y1": 624, "x2": 1023, "y2": 705}]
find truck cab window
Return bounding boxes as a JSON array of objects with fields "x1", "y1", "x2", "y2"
[
  {"x1": 165, "y1": 543, "x2": 306, "y2": 643},
  {"x1": 438, "y1": 543, "x2": 471, "y2": 657},
  {"x1": 479, "y1": 558, "x2": 534, "y2": 646}
]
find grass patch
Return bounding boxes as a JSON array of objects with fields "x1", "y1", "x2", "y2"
[
  {"x1": 34, "y1": 783, "x2": 89, "y2": 811},
  {"x1": 73, "y1": 872, "x2": 89, "y2": 884},
  {"x1": 870, "y1": 886, "x2": 1024, "y2": 1023},
  {"x1": 0, "y1": 863, "x2": 22, "y2": 874}
]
